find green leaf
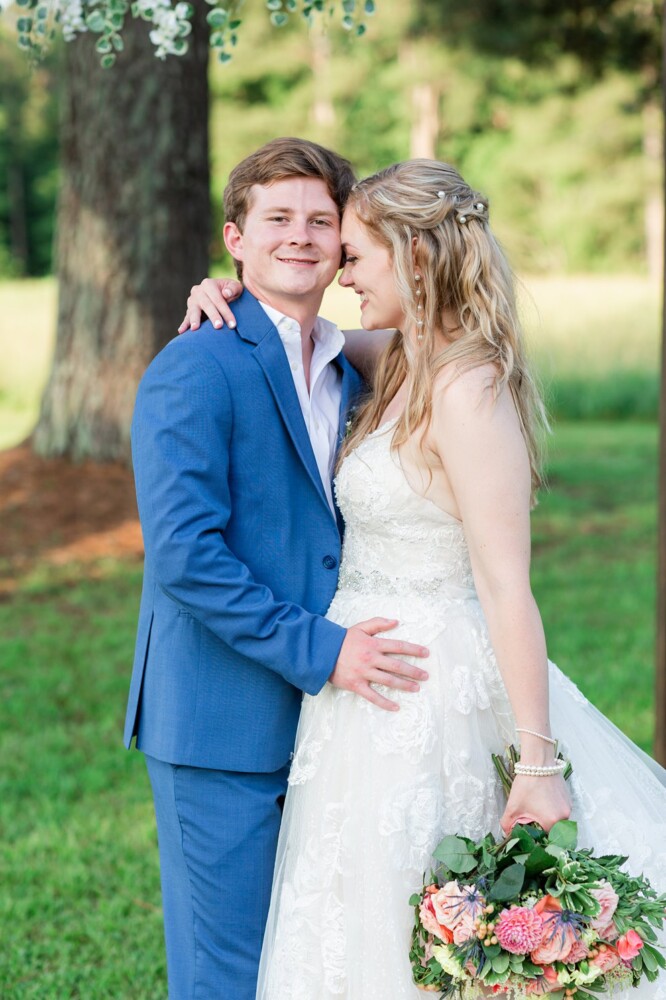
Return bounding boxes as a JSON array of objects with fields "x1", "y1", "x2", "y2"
[
  {"x1": 525, "y1": 846, "x2": 556, "y2": 874},
  {"x1": 341, "y1": 14, "x2": 354, "y2": 28},
  {"x1": 266, "y1": 0, "x2": 283, "y2": 8},
  {"x1": 492, "y1": 952, "x2": 511, "y2": 973},
  {"x1": 364, "y1": 0, "x2": 375, "y2": 11},
  {"x1": 547, "y1": 820, "x2": 578, "y2": 850},
  {"x1": 217, "y1": 50, "x2": 232, "y2": 62},
  {"x1": 17, "y1": 16, "x2": 33, "y2": 31},
  {"x1": 489, "y1": 863, "x2": 526, "y2": 901},
  {"x1": 355, "y1": 23, "x2": 366, "y2": 34},
  {"x1": 432, "y1": 835, "x2": 477, "y2": 874},
  {"x1": 409, "y1": 893, "x2": 421, "y2": 906},
  {"x1": 101, "y1": 53, "x2": 117, "y2": 68},
  {"x1": 112, "y1": 33, "x2": 125, "y2": 50},
  {"x1": 641, "y1": 945, "x2": 659, "y2": 973},
  {"x1": 86, "y1": 10, "x2": 106, "y2": 31},
  {"x1": 270, "y1": 11, "x2": 289, "y2": 26},
  {"x1": 206, "y1": 8, "x2": 228, "y2": 27},
  {"x1": 95, "y1": 36, "x2": 113, "y2": 52}
]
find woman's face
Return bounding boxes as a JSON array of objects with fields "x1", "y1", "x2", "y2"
[{"x1": 338, "y1": 208, "x2": 406, "y2": 331}]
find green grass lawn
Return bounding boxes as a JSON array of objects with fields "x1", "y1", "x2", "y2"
[{"x1": 0, "y1": 420, "x2": 659, "y2": 997}]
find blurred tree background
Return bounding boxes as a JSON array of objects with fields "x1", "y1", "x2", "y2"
[{"x1": 0, "y1": 0, "x2": 661, "y2": 280}]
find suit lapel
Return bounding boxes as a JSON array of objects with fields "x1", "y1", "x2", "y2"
[{"x1": 233, "y1": 292, "x2": 334, "y2": 520}]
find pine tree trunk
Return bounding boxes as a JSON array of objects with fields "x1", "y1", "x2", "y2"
[{"x1": 33, "y1": 3, "x2": 210, "y2": 461}]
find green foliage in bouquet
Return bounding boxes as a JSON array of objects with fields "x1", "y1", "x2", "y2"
[{"x1": 409, "y1": 820, "x2": 666, "y2": 998}]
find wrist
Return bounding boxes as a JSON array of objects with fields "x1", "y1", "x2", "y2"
[{"x1": 517, "y1": 732, "x2": 557, "y2": 767}]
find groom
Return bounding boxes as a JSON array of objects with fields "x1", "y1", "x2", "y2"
[{"x1": 125, "y1": 138, "x2": 429, "y2": 999}]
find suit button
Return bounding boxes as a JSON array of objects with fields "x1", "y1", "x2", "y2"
[{"x1": 322, "y1": 555, "x2": 338, "y2": 570}]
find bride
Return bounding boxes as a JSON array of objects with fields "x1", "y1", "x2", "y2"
[{"x1": 183, "y1": 160, "x2": 666, "y2": 998}]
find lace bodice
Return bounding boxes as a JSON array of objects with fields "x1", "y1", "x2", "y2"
[{"x1": 334, "y1": 419, "x2": 475, "y2": 599}]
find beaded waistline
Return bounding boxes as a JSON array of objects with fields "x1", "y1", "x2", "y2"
[{"x1": 336, "y1": 566, "x2": 475, "y2": 599}]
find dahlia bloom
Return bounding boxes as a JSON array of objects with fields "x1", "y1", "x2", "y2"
[{"x1": 495, "y1": 906, "x2": 544, "y2": 954}]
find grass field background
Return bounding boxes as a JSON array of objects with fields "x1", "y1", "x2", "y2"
[
  {"x1": 0, "y1": 274, "x2": 661, "y2": 996},
  {"x1": 0, "y1": 273, "x2": 661, "y2": 449}
]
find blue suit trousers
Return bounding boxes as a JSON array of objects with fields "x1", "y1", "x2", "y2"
[{"x1": 145, "y1": 755, "x2": 290, "y2": 999}]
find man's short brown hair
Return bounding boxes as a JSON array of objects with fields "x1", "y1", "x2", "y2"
[{"x1": 223, "y1": 137, "x2": 356, "y2": 232}]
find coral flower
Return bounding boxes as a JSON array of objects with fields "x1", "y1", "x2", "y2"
[
  {"x1": 531, "y1": 895, "x2": 585, "y2": 965},
  {"x1": 495, "y1": 907, "x2": 544, "y2": 954},
  {"x1": 420, "y1": 890, "x2": 454, "y2": 944},
  {"x1": 616, "y1": 930, "x2": 644, "y2": 962}
]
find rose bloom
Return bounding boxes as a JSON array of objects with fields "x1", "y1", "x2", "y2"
[
  {"x1": 617, "y1": 930, "x2": 644, "y2": 961},
  {"x1": 591, "y1": 945, "x2": 621, "y2": 973},
  {"x1": 495, "y1": 906, "x2": 544, "y2": 954},
  {"x1": 531, "y1": 896, "x2": 582, "y2": 965},
  {"x1": 590, "y1": 882, "x2": 619, "y2": 934},
  {"x1": 420, "y1": 891, "x2": 454, "y2": 945},
  {"x1": 563, "y1": 938, "x2": 589, "y2": 965},
  {"x1": 452, "y1": 911, "x2": 477, "y2": 945},
  {"x1": 432, "y1": 881, "x2": 485, "y2": 931},
  {"x1": 596, "y1": 920, "x2": 619, "y2": 942}
]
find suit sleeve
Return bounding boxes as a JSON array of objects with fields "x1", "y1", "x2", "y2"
[{"x1": 131, "y1": 340, "x2": 345, "y2": 695}]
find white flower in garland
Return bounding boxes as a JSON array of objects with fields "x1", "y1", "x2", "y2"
[{"x1": 1, "y1": 0, "x2": 376, "y2": 64}]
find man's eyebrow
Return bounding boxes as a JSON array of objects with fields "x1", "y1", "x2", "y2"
[{"x1": 261, "y1": 206, "x2": 338, "y2": 216}]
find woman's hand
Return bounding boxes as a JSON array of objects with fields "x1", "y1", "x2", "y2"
[
  {"x1": 500, "y1": 772, "x2": 572, "y2": 835},
  {"x1": 178, "y1": 277, "x2": 244, "y2": 333}
]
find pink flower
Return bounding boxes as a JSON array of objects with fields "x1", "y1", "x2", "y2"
[
  {"x1": 531, "y1": 896, "x2": 582, "y2": 965},
  {"x1": 616, "y1": 930, "x2": 644, "y2": 961},
  {"x1": 590, "y1": 882, "x2": 619, "y2": 934},
  {"x1": 453, "y1": 911, "x2": 477, "y2": 945},
  {"x1": 420, "y1": 890, "x2": 454, "y2": 945},
  {"x1": 591, "y1": 945, "x2": 621, "y2": 973},
  {"x1": 596, "y1": 921, "x2": 619, "y2": 942},
  {"x1": 495, "y1": 906, "x2": 544, "y2": 954},
  {"x1": 432, "y1": 881, "x2": 486, "y2": 931},
  {"x1": 563, "y1": 938, "x2": 589, "y2": 964}
]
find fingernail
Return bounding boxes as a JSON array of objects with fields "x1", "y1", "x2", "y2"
[
  {"x1": 229, "y1": 320, "x2": 236, "y2": 328},
  {"x1": 214, "y1": 321, "x2": 222, "y2": 328}
]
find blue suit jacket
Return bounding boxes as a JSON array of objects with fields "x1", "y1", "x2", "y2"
[{"x1": 124, "y1": 291, "x2": 364, "y2": 772}]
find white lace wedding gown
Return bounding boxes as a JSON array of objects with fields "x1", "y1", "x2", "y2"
[{"x1": 256, "y1": 420, "x2": 666, "y2": 1000}]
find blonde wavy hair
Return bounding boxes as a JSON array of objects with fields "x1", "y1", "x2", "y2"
[{"x1": 339, "y1": 160, "x2": 548, "y2": 503}]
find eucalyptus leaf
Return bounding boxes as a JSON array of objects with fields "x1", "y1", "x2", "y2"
[
  {"x1": 547, "y1": 820, "x2": 578, "y2": 850},
  {"x1": 432, "y1": 835, "x2": 477, "y2": 874}
]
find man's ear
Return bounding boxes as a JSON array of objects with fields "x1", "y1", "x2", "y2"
[{"x1": 224, "y1": 221, "x2": 243, "y2": 263}]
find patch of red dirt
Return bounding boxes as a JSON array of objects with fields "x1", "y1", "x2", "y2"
[{"x1": 0, "y1": 443, "x2": 143, "y2": 594}]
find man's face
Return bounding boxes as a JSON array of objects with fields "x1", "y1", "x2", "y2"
[{"x1": 223, "y1": 177, "x2": 342, "y2": 313}]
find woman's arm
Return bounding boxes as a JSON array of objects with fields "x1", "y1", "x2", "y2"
[
  {"x1": 429, "y1": 365, "x2": 571, "y2": 833},
  {"x1": 178, "y1": 277, "x2": 393, "y2": 380}
]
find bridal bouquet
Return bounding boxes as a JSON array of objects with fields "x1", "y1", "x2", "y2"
[{"x1": 410, "y1": 761, "x2": 666, "y2": 998}]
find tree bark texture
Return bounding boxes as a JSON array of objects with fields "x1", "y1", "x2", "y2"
[
  {"x1": 33, "y1": 3, "x2": 210, "y2": 461},
  {"x1": 655, "y1": 1, "x2": 666, "y2": 766}
]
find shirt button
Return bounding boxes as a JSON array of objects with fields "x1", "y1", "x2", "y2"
[{"x1": 322, "y1": 555, "x2": 338, "y2": 570}]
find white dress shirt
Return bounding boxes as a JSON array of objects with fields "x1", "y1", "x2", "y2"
[{"x1": 259, "y1": 301, "x2": 345, "y2": 514}]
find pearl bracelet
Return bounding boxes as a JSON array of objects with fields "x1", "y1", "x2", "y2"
[
  {"x1": 515, "y1": 727, "x2": 557, "y2": 747},
  {"x1": 514, "y1": 759, "x2": 567, "y2": 777}
]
